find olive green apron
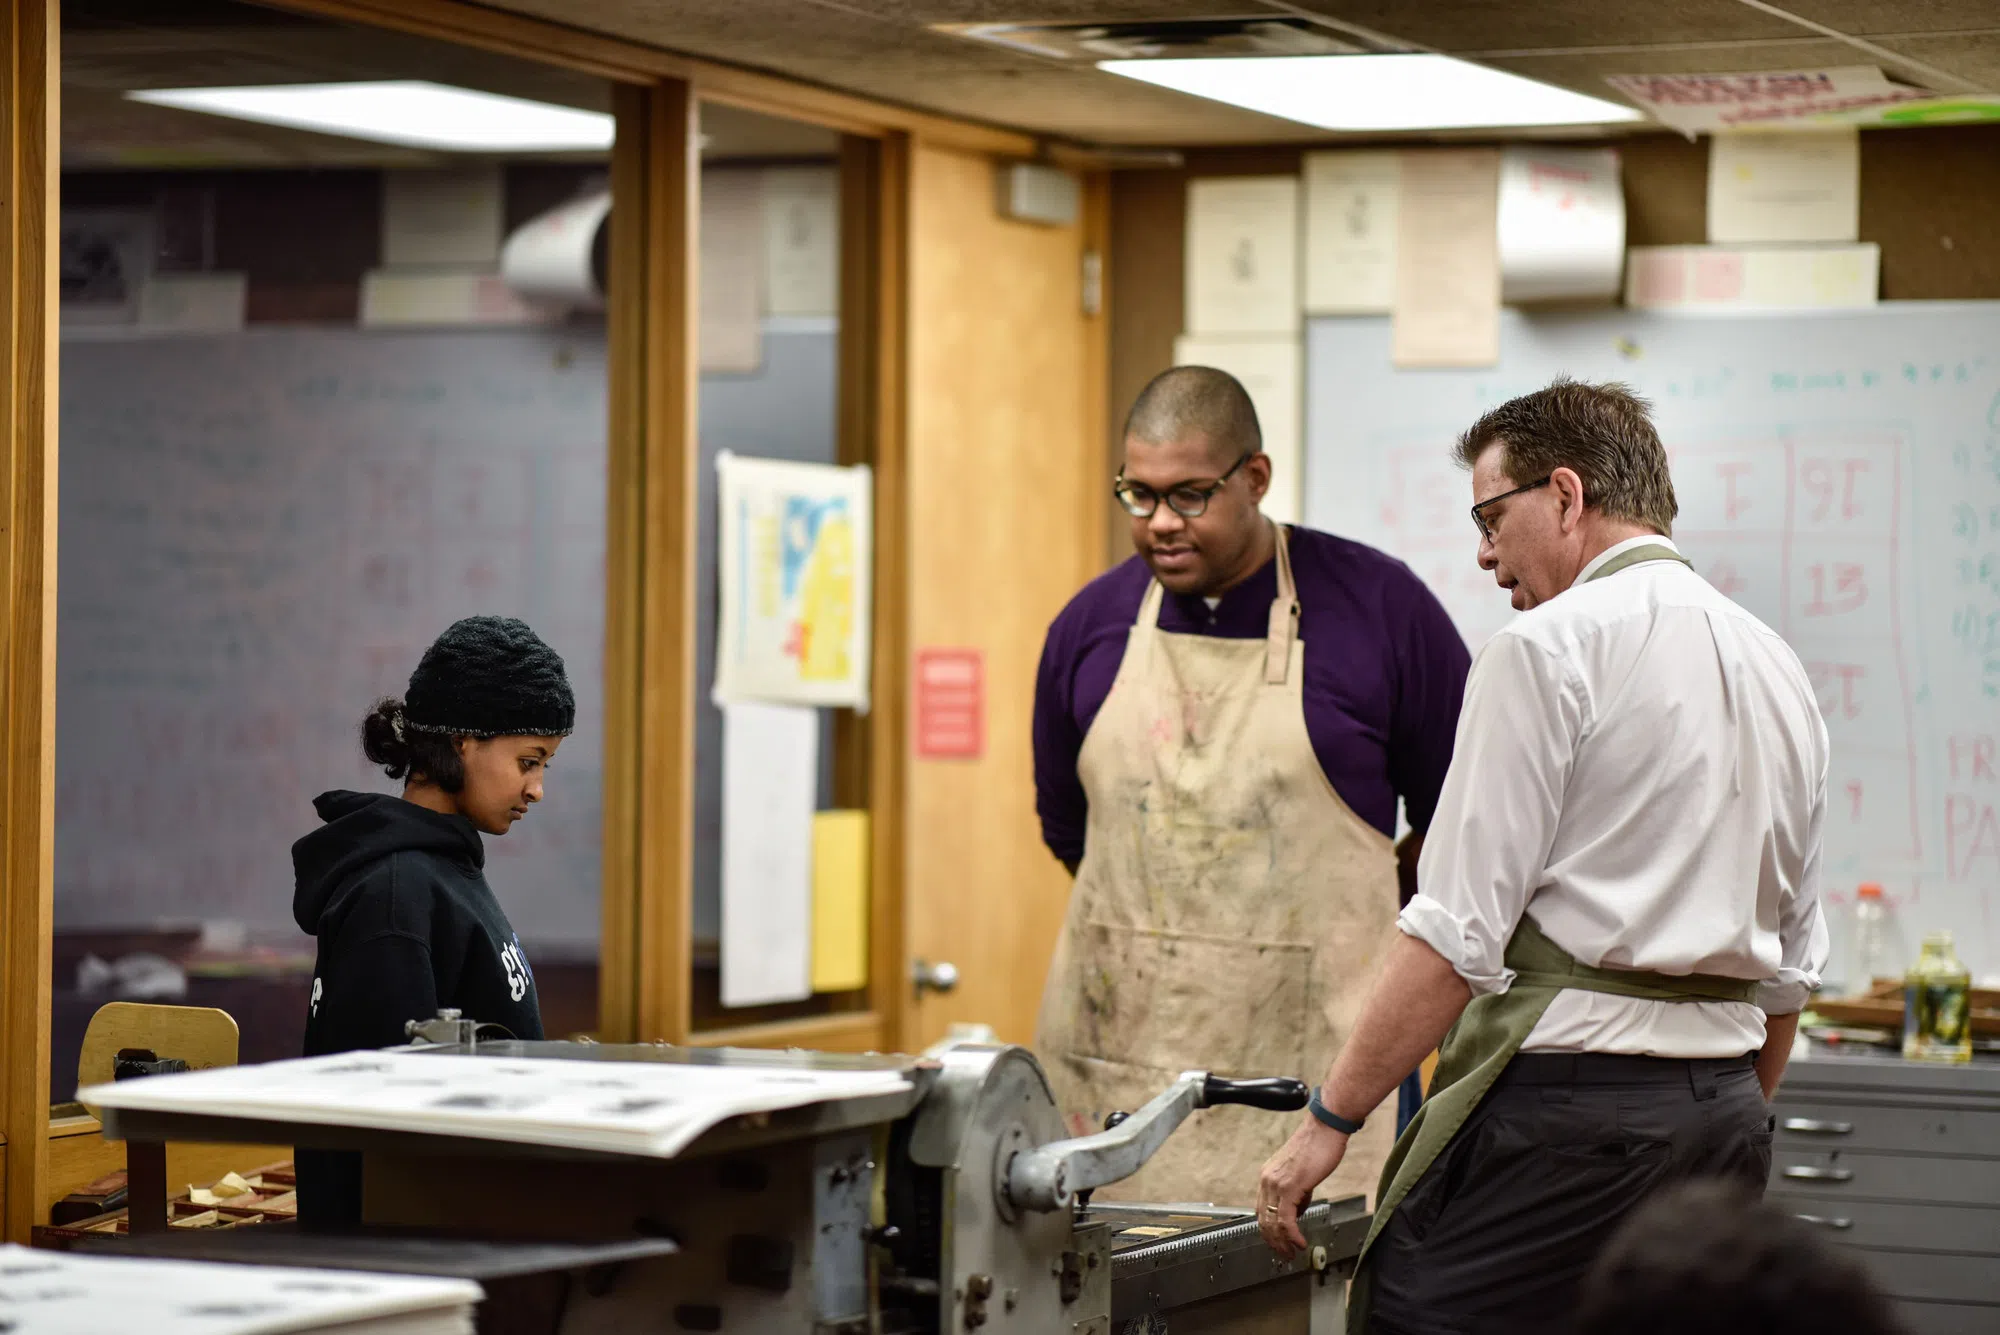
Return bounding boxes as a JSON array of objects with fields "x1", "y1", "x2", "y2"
[{"x1": 1348, "y1": 542, "x2": 1760, "y2": 1333}]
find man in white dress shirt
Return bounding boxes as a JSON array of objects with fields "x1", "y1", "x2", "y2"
[{"x1": 1255, "y1": 379, "x2": 1831, "y2": 1334}]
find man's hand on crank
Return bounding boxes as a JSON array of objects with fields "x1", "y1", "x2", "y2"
[{"x1": 1256, "y1": 1118, "x2": 1347, "y2": 1258}]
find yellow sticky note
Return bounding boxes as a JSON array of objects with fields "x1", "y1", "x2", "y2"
[{"x1": 812, "y1": 810, "x2": 870, "y2": 993}]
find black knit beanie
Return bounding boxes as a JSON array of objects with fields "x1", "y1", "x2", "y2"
[{"x1": 402, "y1": 616, "x2": 575, "y2": 739}]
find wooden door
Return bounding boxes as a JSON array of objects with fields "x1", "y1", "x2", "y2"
[{"x1": 902, "y1": 144, "x2": 1106, "y2": 1049}]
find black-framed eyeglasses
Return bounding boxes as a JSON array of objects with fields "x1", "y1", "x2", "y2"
[
  {"x1": 1470, "y1": 475, "x2": 1551, "y2": 541},
  {"x1": 1115, "y1": 451, "x2": 1254, "y2": 519}
]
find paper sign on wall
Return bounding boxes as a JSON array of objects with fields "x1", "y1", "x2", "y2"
[
  {"x1": 763, "y1": 166, "x2": 840, "y2": 319},
  {"x1": 722, "y1": 701, "x2": 818, "y2": 1008},
  {"x1": 914, "y1": 649, "x2": 983, "y2": 759},
  {"x1": 1393, "y1": 150, "x2": 1501, "y2": 368},
  {"x1": 1625, "y1": 243, "x2": 1878, "y2": 310},
  {"x1": 1604, "y1": 67, "x2": 1934, "y2": 135},
  {"x1": 1185, "y1": 176, "x2": 1300, "y2": 335},
  {"x1": 702, "y1": 167, "x2": 765, "y2": 372},
  {"x1": 714, "y1": 452, "x2": 873, "y2": 710},
  {"x1": 1303, "y1": 151, "x2": 1399, "y2": 315},
  {"x1": 1708, "y1": 130, "x2": 1859, "y2": 244}
]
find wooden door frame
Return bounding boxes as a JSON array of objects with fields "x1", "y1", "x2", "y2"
[
  {"x1": 2, "y1": 0, "x2": 59, "y2": 1246},
  {"x1": 255, "y1": 0, "x2": 944, "y2": 1054}
]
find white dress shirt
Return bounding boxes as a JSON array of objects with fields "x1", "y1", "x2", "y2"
[{"x1": 1402, "y1": 535, "x2": 1831, "y2": 1056}]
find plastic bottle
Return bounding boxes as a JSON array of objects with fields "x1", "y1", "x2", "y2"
[
  {"x1": 1851, "y1": 883, "x2": 1891, "y2": 995},
  {"x1": 1903, "y1": 931, "x2": 1974, "y2": 1064}
]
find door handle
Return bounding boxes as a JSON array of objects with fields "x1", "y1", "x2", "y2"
[
  {"x1": 1782, "y1": 1165, "x2": 1854, "y2": 1182},
  {"x1": 913, "y1": 958, "x2": 960, "y2": 997},
  {"x1": 1781, "y1": 1118, "x2": 1855, "y2": 1136},
  {"x1": 1794, "y1": 1214, "x2": 1854, "y2": 1230}
]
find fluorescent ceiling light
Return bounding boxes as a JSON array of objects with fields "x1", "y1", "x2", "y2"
[
  {"x1": 125, "y1": 81, "x2": 614, "y2": 152},
  {"x1": 1099, "y1": 54, "x2": 1645, "y2": 131}
]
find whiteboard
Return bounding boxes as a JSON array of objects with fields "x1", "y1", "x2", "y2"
[
  {"x1": 1305, "y1": 307, "x2": 2000, "y2": 981},
  {"x1": 57, "y1": 324, "x2": 837, "y2": 950}
]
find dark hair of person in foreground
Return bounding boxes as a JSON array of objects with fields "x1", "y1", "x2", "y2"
[{"x1": 1573, "y1": 1180, "x2": 1910, "y2": 1335}]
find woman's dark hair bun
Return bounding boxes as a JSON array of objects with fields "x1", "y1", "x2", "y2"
[
  {"x1": 361, "y1": 698, "x2": 410, "y2": 772},
  {"x1": 359, "y1": 697, "x2": 465, "y2": 792}
]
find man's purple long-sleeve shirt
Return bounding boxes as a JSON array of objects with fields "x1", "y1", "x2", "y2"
[{"x1": 1033, "y1": 526, "x2": 1471, "y2": 869}]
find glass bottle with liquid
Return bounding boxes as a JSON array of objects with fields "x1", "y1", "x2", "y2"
[{"x1": 1903, "y1": 932, "x2": 1974, "y2": 1064}]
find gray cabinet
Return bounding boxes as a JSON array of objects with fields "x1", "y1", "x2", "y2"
[{"x1": 1770, "y1": 1055, "x2": 2000, "y2": 1335}]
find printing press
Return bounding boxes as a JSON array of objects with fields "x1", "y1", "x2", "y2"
[{"x1": 85, "y1": 1017, "x2": 1369, "y2": 1334}]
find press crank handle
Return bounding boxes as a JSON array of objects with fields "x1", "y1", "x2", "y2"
[{"x1": 1200, "y1": 1075, "x2": 1310, "y2": 1112}]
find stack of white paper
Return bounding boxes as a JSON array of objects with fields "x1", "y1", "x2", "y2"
[
  {"x1": 80, "y1": 1051, "x2": 913, "y2": 1159},
  {"x1": 0, "y1": 1244, "x2": 481, "y2": 1335}
]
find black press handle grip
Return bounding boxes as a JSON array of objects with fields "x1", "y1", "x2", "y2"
[{"x1": 1201, "y1": 1075, "x2": 1310, "y2": 1112}]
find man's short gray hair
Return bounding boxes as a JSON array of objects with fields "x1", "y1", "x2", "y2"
[{"x1": 1455, "y1": 378, "x2": 1678, "y2": 535}]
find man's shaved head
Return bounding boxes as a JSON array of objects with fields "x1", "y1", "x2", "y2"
[{"x1": 1124, "y1": 365, "x2": 1262, "y2": 465}]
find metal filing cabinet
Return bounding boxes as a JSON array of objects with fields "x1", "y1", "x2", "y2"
[{"x1": 1767, "y1": 1054, "x2": 2000, "y2": 1335}]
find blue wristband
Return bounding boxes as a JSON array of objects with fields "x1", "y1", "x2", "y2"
[{"x1": 1308, "y1": 1088, "x2": 1365, "y2": 1135}]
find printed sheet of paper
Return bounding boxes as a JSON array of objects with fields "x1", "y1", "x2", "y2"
[
  {"x1": 713, "y1": 452, "x2": 873, "y2": 709},
  {"x1": 81, "y1": 1050, "x2": 914, "y2": 1160},
  {"x1": 383, "y1": 166, "x2": 503, "y2": 268},
  {"x1": 1604, "y1": 66, "x2": 1931, "y2": 135},
  {"x1": 722, "y1": 701, "x2": 818, "y2": 1008},
  {"x1": 1393, "y1": 150, "x2": 1501, "y2": 368},
  {"x1": 0, "y1": 1242, "x2": 481, "y2": 1335},
  {"x1": 138, "y1": 273, "x2": 248, "y2": 332},
  {"x1": 1303, "y1": 151, "x2": 1400, "y2": 314},
  {"x1": 700, "y1": 167, "x2": 764, "y2": 372},
  {"x1": 1708, "y1": 130, "x2": 1859, "y2": 243},
  {"x1": 1185, "y1": 176, "x2": 1299, "y2": 335},
  {"x1": 1497, "y1": 146, "x2": 1624, "y2": 304},
  {"x1": 762, "y1": 166, "x2": 840, "y2": 318},
  {"x1": 1624, "y1": 243, "x2": 1878, "y2": 310},
  {"x1": 1172, "y1": 334, "x2": 1302, "y2": 523}
]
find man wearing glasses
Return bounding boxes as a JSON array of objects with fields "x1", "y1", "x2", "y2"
[
  {"x1": 1256, "y1": 379, "x2": 1829, "y2": 1335},
  {"x1": 1032, "y1": 365, "x2": 1469, "y2": 1209}
]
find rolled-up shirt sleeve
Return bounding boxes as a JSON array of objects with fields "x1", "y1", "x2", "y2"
[
  {"x1": 1763, "y1": 764, "x2": 1831, "y2": 1014},
  {"x1": 1399, "y1": 630, "x2": 1584, "y2": 996}
]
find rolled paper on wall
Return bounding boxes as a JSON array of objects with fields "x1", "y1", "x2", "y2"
[{"x1": 500, "y1": 190, "x2": 611, "y2": 310}]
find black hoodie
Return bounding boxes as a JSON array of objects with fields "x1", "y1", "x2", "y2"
[{"x1": 292, "y1": 790, "x2": 544, "y2": 1227}]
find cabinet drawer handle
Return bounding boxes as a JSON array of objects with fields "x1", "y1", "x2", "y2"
[
  {"x1": 1781, "y1": 1118, "x2": 1855, "y2": 1135},
  {"x1": 1782, "y1": 1166, "x2": 1855, "y2": 1182},
  {"x1": 1794, "y1": 1214, "x2": 1854, "y2": 1230}
]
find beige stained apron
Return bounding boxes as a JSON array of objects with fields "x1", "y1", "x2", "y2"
[{"x1": 1035, "y1": 523, "x2": 1401, "y2": 1208}]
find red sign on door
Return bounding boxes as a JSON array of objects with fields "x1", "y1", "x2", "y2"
[{"x1": 914, "y1": 648, "x2": 984, "y2": 759}]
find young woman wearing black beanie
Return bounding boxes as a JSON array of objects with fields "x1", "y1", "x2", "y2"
[{"x1": 291, "y1": 615, "x2": 576, "y2": 1229}]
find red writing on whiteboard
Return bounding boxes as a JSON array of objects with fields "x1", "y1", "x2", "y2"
[
  {"x1": 1718, "y1": 461, "x2": 1753, "y2": 521},
  {"x1": 1803, "y1": 562, "x2": 1867, "y2": 616},
  {"x1": 1799, "y1": 457, "x2": 1869, "y2": 522},
  {"x1": 1708, "y1": 559, "x2": 1748, "y2": 596},
  {"x1": 1805, "y1": 661, "x2": 1865, "y2": 719},
  {"x1": 1948, "y1": 733, "x2": 1997, "y2": 783},
  {"x1": 1945, "y1": 796, "x2": 2000, "y2": 881},
  {"x1": 1846, "y1": 781, "x2": 1863, "y2": 821}
]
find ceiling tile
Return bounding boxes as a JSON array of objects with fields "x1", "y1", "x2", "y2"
[
  {"x1": 1870, "y1": 31, "x2": 2000, "y2": 89},
  {"x1": 1761, "y1": 2, "x2": 2000, "y2": 37}
]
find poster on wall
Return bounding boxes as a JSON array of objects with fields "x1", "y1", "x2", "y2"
[{"x1": 714, "y1": 452, "x2": 873, "y2": 710}]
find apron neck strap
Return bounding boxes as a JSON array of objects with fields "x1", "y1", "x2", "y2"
[
  {"x1": 1133, "y1": 521, "x2": 1297, "y2": 686},
  {"x1": 1581, "y1": 540, "x2": 1690, "y2": 585},
  {"x1": 1265, "y1": 522, "x2": 1297, "y2": 685}
]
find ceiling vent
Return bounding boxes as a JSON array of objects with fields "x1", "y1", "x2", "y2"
[{"x1": 932, "y1": 17, "x2": 1403, "y2": 63}]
